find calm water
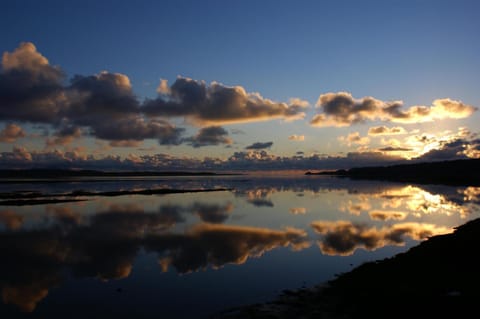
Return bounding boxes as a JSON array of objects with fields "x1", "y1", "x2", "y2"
[{"x1": 1, "y1": 175, "x2": 479, "y2": 318}]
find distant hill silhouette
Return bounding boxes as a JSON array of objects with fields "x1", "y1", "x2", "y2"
[
  {"x1": 306, "y1": 158, "x2": 480, "y2": 186},
  {"x1": 0, "y1": 169, "x2": 239, "y2": 180}
]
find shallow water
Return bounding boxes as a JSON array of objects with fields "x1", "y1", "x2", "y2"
[{"x1": 1, "y1": 175, "x2": 479, "y2": 318}]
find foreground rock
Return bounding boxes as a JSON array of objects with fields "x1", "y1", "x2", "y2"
[{"x1": 211, "y1": 218, "x2": 480, "y2": 318}]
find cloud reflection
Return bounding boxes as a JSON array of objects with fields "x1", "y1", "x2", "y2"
[
  {"x1": 148, "y1": 224, "x2": 309, "y2": 274},
  {"x1": 368, "y1": 210, "x2": 407, "y2": 221},
  {"x1": 1, "y1": 180, "x2": 479, "y2": 312},
  {"x1": 0, "y1": 210, "x2": 24, "y2": 230},
  {"x1": 0, "y1": 203, "x2": 308, "y2": 312},
  {"x1": 191, "y1": 202, "x2": 233, "y2": 223},
  {"x1": 311, "y1": 220, "x2": 451, "y2": 256}
]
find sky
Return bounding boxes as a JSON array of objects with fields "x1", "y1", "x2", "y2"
[{"x1": 1, "y1": 0, "x2": 479, "y2": 171}]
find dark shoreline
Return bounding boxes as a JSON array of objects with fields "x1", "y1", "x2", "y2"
[{"x1": 211, "y1": 217, "x2": 480, "y2": 318}]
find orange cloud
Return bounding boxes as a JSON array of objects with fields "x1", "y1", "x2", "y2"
[
  {"x1": 289, "y1": 207, "x2": 307, "y2": 215},
  {"x1": 338, "y1": 132, "x2": 370, "y2": 146},
  {"x1": 311, "y1": 92, "x2": 477, "y2": 127},
  {"x1": 0, "y1": 124, "x2": 26, "y2": 143},
  {"x1": 288, "y1": 134, "x2": 305, "y2": 141}
]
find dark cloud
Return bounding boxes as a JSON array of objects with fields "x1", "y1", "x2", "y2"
[
  {"x1": 142, "y1": 77, "x2": 308, "y2": 125},
  {"x1": 0, "y1": 43, "x2": 186, "y2": 146},
  {"x1": 46, "y1": 125, "x2": 82, "y2": 147},
  {"x1": 92, "y1": 118, "x2": 185, "y2": 145},
  {"x1": 368, "y1": 126, "x2": 407, "y2": 136},
  {"x1": 311, "y1": 92, "x2": 477, "y2": 127},
  {"x1": 65, "y1": 72, "x2": 185, "y2": 145},
  {"x1": 0, "y1": 43, "x2": 309, "y2": 148},
  {"x1": 0, "y1": 42, "x2": 65, "y2": 123},
  {"x1": 185, "y1": 126, "x2": 232, "y2": 148},
  {"x1": 245, "y1": 141, "x2": 273, "y2": 150},
  {"x1": 65, "y1": 72, "x2": 140, "y2": 126},
  {"x1": 311, "y1": 92, "x2": 386, "y2": 126},
  {"x1": 415, "y1": 138, "x2": 479, "y2": 162}
]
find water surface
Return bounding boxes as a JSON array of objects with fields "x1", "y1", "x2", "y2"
[{"x1": 1, "y1": 175, "x2": 478, "y2": 318}]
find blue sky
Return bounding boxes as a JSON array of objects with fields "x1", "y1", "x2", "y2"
[{"x1": 1, "y1": 0, "x2": 479, "y2": 170}]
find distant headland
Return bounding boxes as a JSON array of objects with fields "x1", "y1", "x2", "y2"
[{"x1": 305, "y1": 158, "x2": 480, "y2": 186}]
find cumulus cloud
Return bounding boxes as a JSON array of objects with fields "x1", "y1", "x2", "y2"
[
  {"x1": 0, "y1": 123, "x2": 26, "y2": 142},
  {"x1": 368, "y1": 126, "x2": 407, "y2": 136},
  {"x1": 0, "y1": 43, "x2": 187, "y2": 147},
  {"x1": 45, "y1": 125, "x2": 82, "y2": 147},
  {"x1": 66, "y1": 72, "x2": 139, "y2": 125},
  {"x1": 245, "y1": 141, "x2": 273, "y2": 150},
  {"x1": 289, "y1": 207, "x2": 307, "y2": 215},
  {"x1": 185, "y1": 126, "x2": 232, "y2": 148},
  {"x1": 94, "y1": 118, "x2": 184, "y2": 145},
  {"x1": 64, "y1": 72, "x2": 184, "y2": 144},
  {"x1": 311, "y1": 92, "x2": 477, "y2": 127},
  {"x1": 0, "y1": 43, "x2": 312, "y2": 148},
  {"x1": 0, "y1": 42, "x2": 66, "y2": 123},
  {"x1": 338, "y1": 132, "x2": 370, "y2": 146},
  {"x1": 156, "y1": 78, "x2": 170, "y2": 95},
  {"x1": 143, "y1": 77, "x2": 308, "y2": 125},
  {"x1": 288, "y1": 134, "x2": 305, "y2": 141}
]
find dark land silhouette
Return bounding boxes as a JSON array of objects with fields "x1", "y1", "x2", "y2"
[
  {"x1": 306, "y1": 158, "x2": 480, "y2": 186},
  {"x1": 0, "y1": 169, "x2": 240, "y2": 180},
  {"x1": 212, "y1": 217, "x2": 480, "y2": 318},
  {"x1": 0, "y1": 187, "x2": 233, "y2": 206}
]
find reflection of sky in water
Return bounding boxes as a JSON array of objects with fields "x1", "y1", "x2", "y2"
[{"x1": 0, "y1": 176, "x2": 479, "y2": 318}]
